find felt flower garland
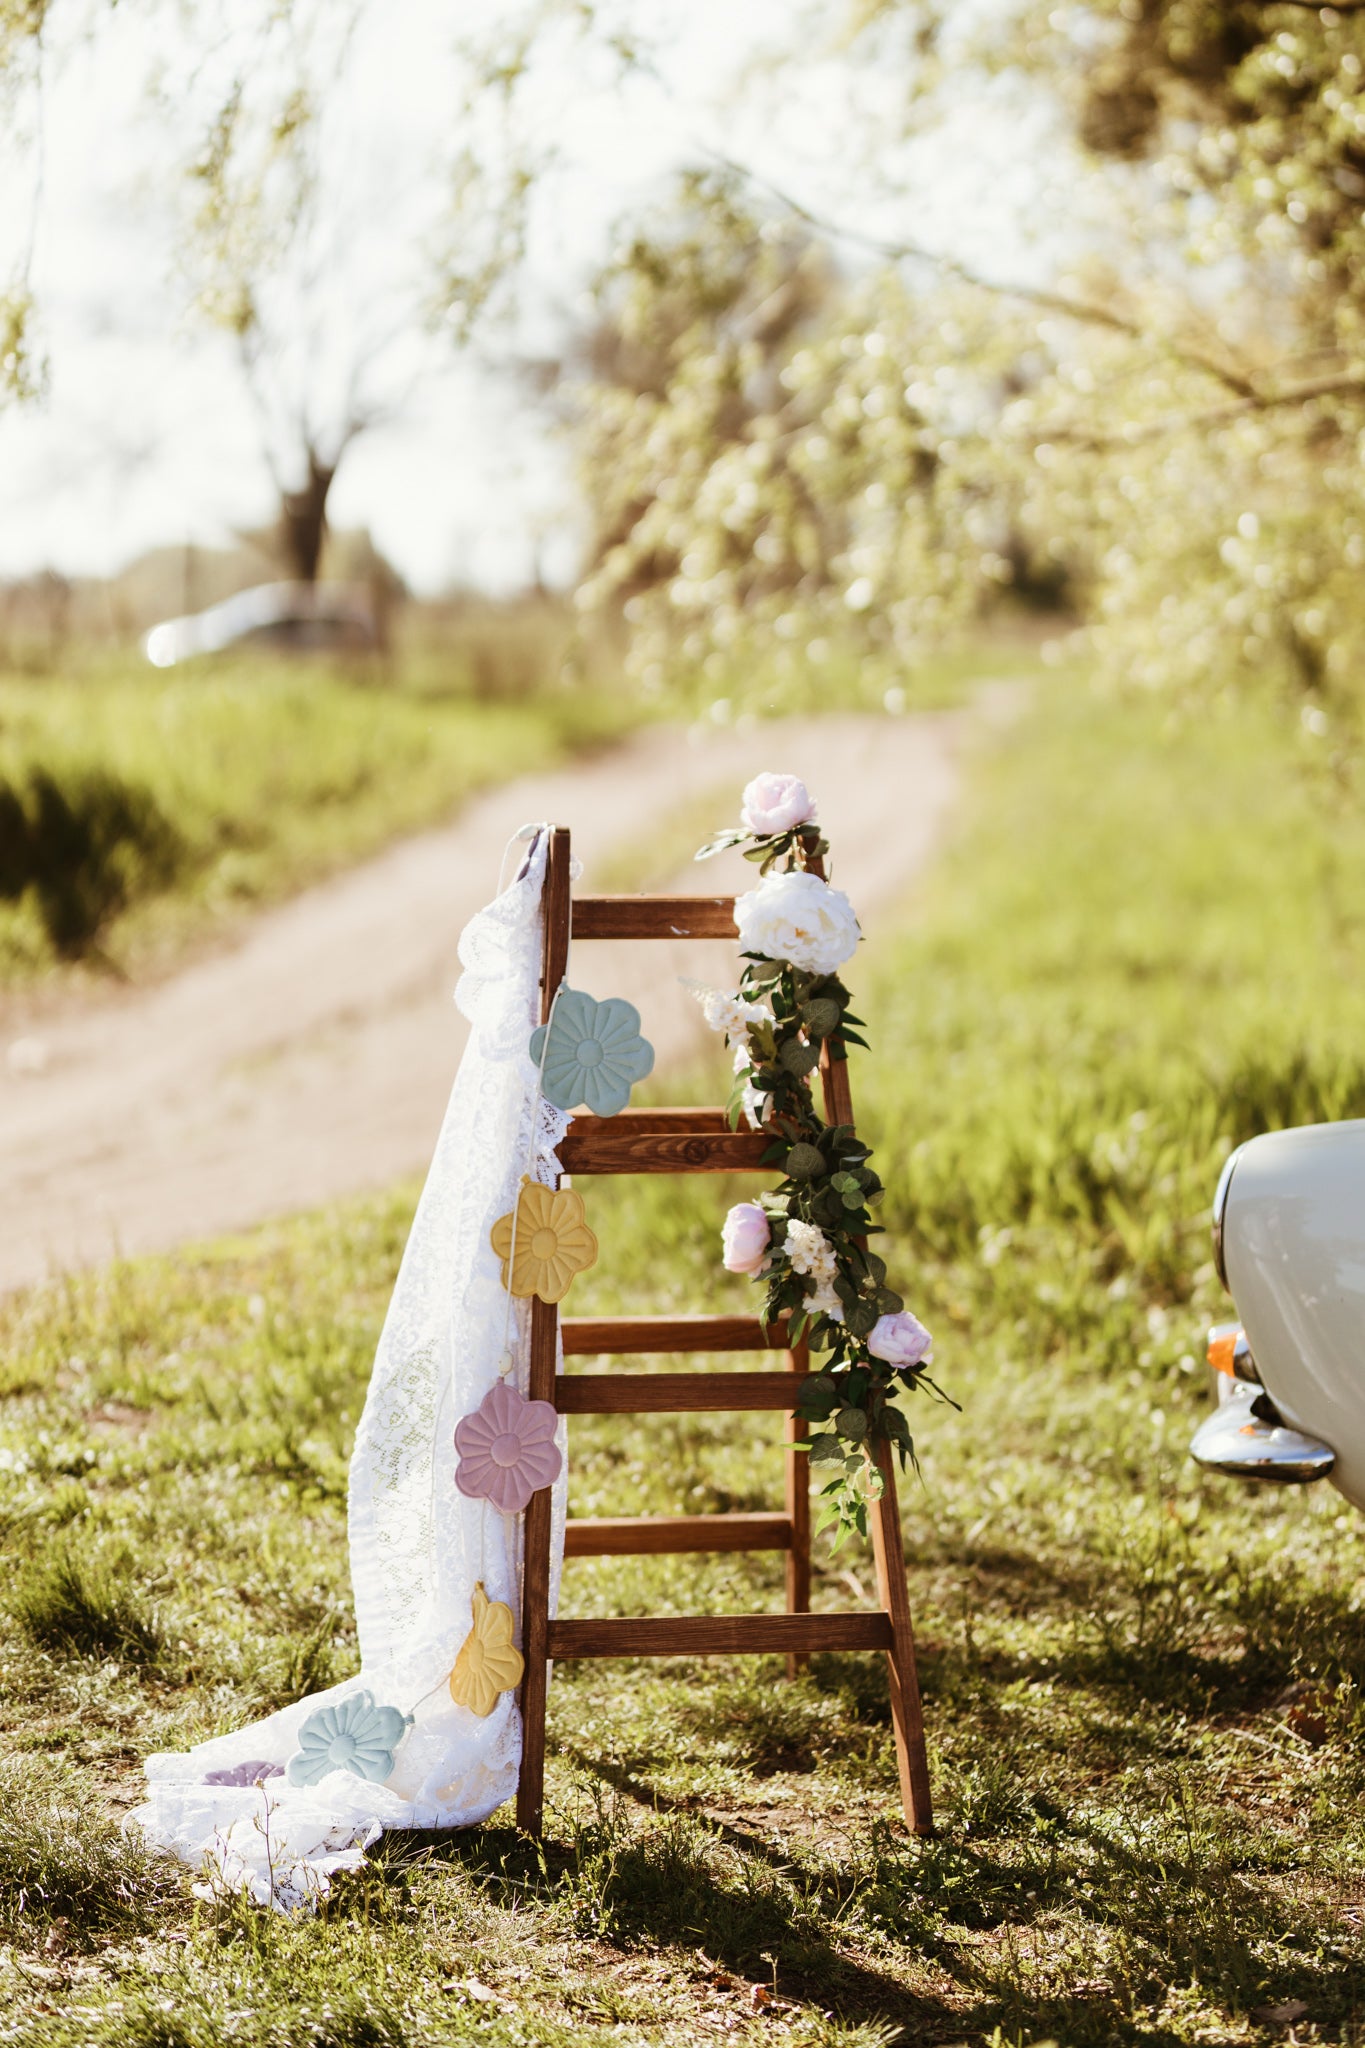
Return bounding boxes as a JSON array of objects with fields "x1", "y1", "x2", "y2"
[{"x1": 697, "y1": 773, "x2": 944, "y2": 1542}]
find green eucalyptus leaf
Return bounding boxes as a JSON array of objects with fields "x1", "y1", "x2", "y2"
[
  {"x1": 796, "y1": 1373, "x2": 840, "y2": 1417},
  {"x1": 785, "y1": 1142, "x2": 825, "y2": 1181},
  {"x1": 807, "y1": 1433, "x2": 846, "y2": 1465},
  {"x1": 778, "y1": 1037, "x2": 820, "y2": 1077},
  {"x1": 801, "y1": 998, "x2": 842, "y2": 1038},
  {"x1": 835, "y1": 1405, "x2": 869, "y2": 1442}
]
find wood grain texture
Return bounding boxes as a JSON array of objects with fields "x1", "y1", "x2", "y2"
[
  {"x1": 542, "y1": 827, "x2": 573, "y2": 1006},
  {"x1": 569, "y1": 1107, "x2": 732, "y2": 1134},
  {"x1": 546, "y1": 1612, "x2": 895, "y2": 1658},
  {"x1": 561, "y1": 1313, "x2": 790, "y2": 1356},
  {"x1": 555, "y1": 1370, "x2": 807, "y2": 1414},
  {"x1": 558, "y1": 1123, "x2": 769, "y2": 1175},
  {"x1": 517, "y1": 825, "x2": 571, "y2": 1837},
  {"x1": 869, "y1": 1438, "x2": 935, "y2": 1836},
  {"x1": 784, "y1": 1339, "x2": 812, "y2": 1677},
  {"x1": 570, "y1": 895, "x2": 738, "y2": 940},
  {"x1": 563, "y1": 1513, "x2": 793, "y2": 1557},
  {"x1": 807, "y1": 849, "x2": 857, "y2": 1128}
]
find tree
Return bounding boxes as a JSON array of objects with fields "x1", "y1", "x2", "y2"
[
  {"x1": 157, "y1": 0, "x2": 541, "y2": 587},
  {"x1": 552, "y1": 1, "x2": 1365, "y2": 715},
  {"x1": 0, "y1": 0, "x2": 57, "y2": 406}
]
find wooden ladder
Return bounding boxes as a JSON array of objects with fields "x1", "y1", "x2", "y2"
[{"x1": 515, "y1": 825, "x2": 933, "y2": 1837}]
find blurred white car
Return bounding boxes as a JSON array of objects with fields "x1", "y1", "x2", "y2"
[
  {"x1": 144, "y1": 582, "x2": 376, "y2": 666},
  {"x1": 1193, "y1": 1122, "x2": 1365, "y2": 1498}
]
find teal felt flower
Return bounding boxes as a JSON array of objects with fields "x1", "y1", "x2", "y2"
[
  {"x1": 529, "y1": 987, "x2": 654, "y2": 1117},
  {"x1": 285, "y1": 1690, "x2": 410, "y2": 1788}
]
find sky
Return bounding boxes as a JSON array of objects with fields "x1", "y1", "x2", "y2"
[{"x1": 0, "y1": 0, "x2": 1069, "y2": 599}]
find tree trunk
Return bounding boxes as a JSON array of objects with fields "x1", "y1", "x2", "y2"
[{"x1": 278, "y1": 448, "x2": 336, "y2": 584}]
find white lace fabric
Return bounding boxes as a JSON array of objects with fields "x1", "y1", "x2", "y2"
[{"x1": 129, "y1": 827, "x2": 569, "y2": 1911}]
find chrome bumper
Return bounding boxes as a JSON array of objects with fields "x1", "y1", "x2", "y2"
[{"x1": 1190, "y1": 1378, "x2": 1335, "y2": 1485}]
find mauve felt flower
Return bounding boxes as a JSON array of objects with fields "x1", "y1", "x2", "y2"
[
  {"x1": 740, "y1": 772, "x2": 817, "y2": 837},
  {"x1": 868, "y1": 1310, "x2": 933, "y2": 1368},
  {"x1": 722, "y1": 1201, "x2": 771, "y2": 1275},
  {"x1": 454, "y1": 1379, "x2": 562, "y2": 1514},
  {"x1": 529, "y1": 987, "x2": 654, "y2": 1117},
  {"x1": 285, "y1": 1690, "x2": 410, "y2": 1788},
  {"x1": 203, "y1": 1759, "x2": 284, "y2": 1788},
  {"x1": 449, "y1": 1583, "x2": 525, "y2": 1718},
  {"x1": 735, "y1": 870, "x2": 860, "y2": 976},
  {"x1": 490, "y1": 1178, "x2": 598, "y2": 1303}
]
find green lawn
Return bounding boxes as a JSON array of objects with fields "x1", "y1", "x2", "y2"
[
  {"x1": 5, "y1": 677, "x2": 1365, "y2": 2044},
  {"x1": 0, "y1": 651, "x2": 630, "y2": 981}
]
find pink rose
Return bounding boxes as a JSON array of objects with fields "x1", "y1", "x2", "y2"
[
  {"x1": 722, "y1": 1201, "x2": 771, "y2": 1275},
  {"x1": 868, "y1": 1310, "x2": 932, "y2": 1368},
  {"x1": 740, "y1": 773, "x2": 817, "y2": 837}
]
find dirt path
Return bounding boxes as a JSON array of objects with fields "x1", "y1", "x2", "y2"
[{"x1": 0, "y1": 710, "x2": 971, "y2": 1293}]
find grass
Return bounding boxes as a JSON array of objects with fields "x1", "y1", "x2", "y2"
[
  {"x1": 0, "y1": 647, "x2": 631, "y2": 980},
  {"x1": 4, "y1": 676, "x2": 1365, "y2": 2040}
]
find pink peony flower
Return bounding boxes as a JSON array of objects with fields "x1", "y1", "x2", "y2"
[
  {"x1": 867, "y1": 1310, "x2": 932, "y2": 1368},
  {"x1": 722, "y1": 1201, "x2": 771, "y2": 1275},
  {"x1": 455, "y1": 1380, "x2": 562, "y2": 1514},
  {"x1": 740, "y1": 773, "x2": 817, "y2": 837}
]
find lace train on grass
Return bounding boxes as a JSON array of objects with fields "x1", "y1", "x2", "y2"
[{"x1": 129, "y1": 827, "x2": 568, "y2": 1911}]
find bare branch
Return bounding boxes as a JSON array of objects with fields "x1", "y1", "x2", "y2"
[
  {"x1": 709, "y1": 149, "x2": 1264, "y2": 402},
  {"x1": 1033, "y1": 368, "x2": 1365, "y2": 448}
]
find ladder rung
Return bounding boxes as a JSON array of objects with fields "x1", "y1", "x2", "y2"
[
  {"x1": 576, "y1": 1107, "x2": 730, "y2": 1131},
  {"x1": 557, "y1": 1371, "x2": 805, "y2": 1414},
  {"x1": 562, "y1": 1313, "x2": 790, "y2": 1356},
  {"x1": 572, "y1": 895, "x2": 737, "y2": 940},
  {"x1": 560, "y1": 1119, "x2": 768, "y2": 1175},
  {"x1": 563, "y1": 1512, "x2": 792, "y2": 1557},
  {"x1": 546, "y1": 1612, "x2": 894, "y2": 1658}
]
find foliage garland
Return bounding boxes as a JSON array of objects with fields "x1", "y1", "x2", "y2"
[{"x1": 698, "y1": 804, "x2": 948, "y2": 1542}]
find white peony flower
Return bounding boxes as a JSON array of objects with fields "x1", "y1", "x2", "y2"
[
  {"x1": 740, "y1": 772, "x2": 817, "y2": 836},
  {"x1": 735, "y1": 871, "x2": 860, "y2": 976}
]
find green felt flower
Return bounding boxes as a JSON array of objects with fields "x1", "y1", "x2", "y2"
[
  {"x1": 285, "y1": 1690, "x2": 410, "y2": 1787},
  {"x1": 529, "y1": 987, "x2": 655, "y2": 1117}
]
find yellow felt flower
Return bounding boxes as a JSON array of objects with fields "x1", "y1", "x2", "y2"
[
  {"x1": 490, "y1": 1178, "x2": 598, "y2": 1303},
  {"x1": 448, "y1": 1582, "x2": 525, "y2": 1718}
]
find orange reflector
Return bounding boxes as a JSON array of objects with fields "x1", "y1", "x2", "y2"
[{"x1": 1207, "y1": 1325, "x2": 1243, "y2": 1377}]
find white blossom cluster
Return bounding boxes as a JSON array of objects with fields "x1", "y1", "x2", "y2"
[
  {"x1": 784, "y1": 1218, "x2": 843, "y2": 1321},
  {"x1": 693, "y1": 984, "x2": 770, "y2": 1046}
]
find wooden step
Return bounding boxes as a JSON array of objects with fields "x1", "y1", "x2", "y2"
[
  {"x1": 557, "y1": 1371, "x2": 806, "y2": 1415},
  {"x1": 572, "y1": 895, "x2": 737, "y2": 940},
  {"x1": 563, "y1": 1512, "x2": 792, "y2": 1557},
  {"x1": 562, "y1": 1313, "x2": 790, "y2": 1356},
  {"x1": 559, "y1": 1109, "x2": 768, "y2": 1175},
  {"x1": 546, "y1": 1612, "x2": 894, "y2": 1658}
]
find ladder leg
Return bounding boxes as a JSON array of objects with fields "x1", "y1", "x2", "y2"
[
  {"x1": 517, "y1": 828, "x2": 571, "y2": 1836},
  {"x1": 784, "y1": 1338, "x2": 811, "y2": 1677},
  {"x1": 868, "y1": 1439, "x2": 934, "y2": 1835},
  {"x1": 517, "y1": 1295, "x2": 559, "y2": 1834}
]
